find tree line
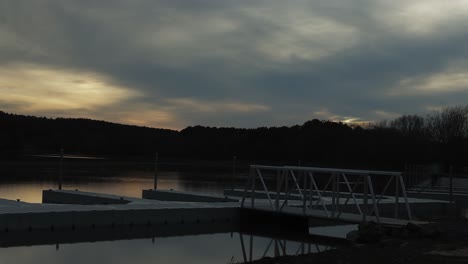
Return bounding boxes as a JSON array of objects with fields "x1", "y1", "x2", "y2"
[{"x1": 1, "y1": 106, "x2": 467, "y2": 171}]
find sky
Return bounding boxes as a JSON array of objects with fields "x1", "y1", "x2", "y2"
[{"x1": 1, "y1": 0, "x2": 468, "y2": 130}]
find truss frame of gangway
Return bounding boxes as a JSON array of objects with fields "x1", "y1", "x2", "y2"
[{"x1": 240, "y1": 165, "x2": 413, "y2": 223}]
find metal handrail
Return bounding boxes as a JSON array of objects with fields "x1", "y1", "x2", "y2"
[{"x1": 241, "y1": 165, "x2": 413, "y2": 222}]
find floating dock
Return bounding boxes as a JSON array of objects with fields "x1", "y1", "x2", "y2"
[
  {"x1": 0, "y1": 186, "x2": 450, "y2": 233},
  {"x1": 0, "y1": 190, "x2": 239, "y2": 232},
  {"x1": 142, "y1": 189, "x2": 238, "y2": 203}
]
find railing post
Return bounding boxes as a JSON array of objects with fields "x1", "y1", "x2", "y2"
[
  {"x1": 276, "y1": 169, "x2": 280, "y2": 211},
  {"x1": 363, "y1": 174, "x2": 368, "y2": 222},
  {"x1": 331, "y1": 173, "x2": 337, "y2": 217},
  {"x1": 251, "y1": 168, "x2": 257, "y2": 208},
  {"x1": 302, "y1": 172, "x2": 307, "y2": 214},
  {"x1": 367, "y1": 175, "x2": 380, "y2": 223},
  {"x1": 399, "y1": 174, "x2": 413, "y2": 220},
  {"x1": 395, "y1": 173, "x2": 400, "y2": 218},
  {"x1": 240, "y1": 167, "x2": 254, "y2": 208},
  {"x1": 336, "y1": 173, "x2": 340, "y2": 216}
]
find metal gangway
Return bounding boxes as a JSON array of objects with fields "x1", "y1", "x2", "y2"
[{"x1": 240, "y1": 165, "x2": 413, "y2": 223}]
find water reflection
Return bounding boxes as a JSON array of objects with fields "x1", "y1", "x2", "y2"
[
  {"x1": 0, "y1": 229, "x2": 331, "y2": 264},
  {"x1": 0, "y1": 170, "x2": 231, "y2": 203},
  {"x1": 238, "y1": 233, "x2": 331, "y2": 263}
]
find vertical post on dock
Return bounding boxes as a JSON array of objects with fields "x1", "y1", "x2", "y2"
[
  {"x1": 362, "y1": 174, "x2": 368, "y2": 223},
  {"x1": 59, "y1": 148, "x2": 63, "y2": 190},
  {"x1": 232, "y1": 155, "x2": 237, "y2": 190},
  {"x1": 394, "y1": 174, "x2": 400, "y2": 219},
  {"x1": 449, "y1": 165, "x2": 454, "y2": 202},
  {"x1": 331, "y1": 173, "x2": 336, "y2": 218},
  {"x1": 154, "y1": 152, "x2": 159, "y2": 190}
]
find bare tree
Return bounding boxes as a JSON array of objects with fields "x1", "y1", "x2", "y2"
[
  {"x1": 390, "y1": 114, "x2": 426, "y2": 136},
  {"x1": 426, "y1": 105, "x2": 468, "y2": 143}
]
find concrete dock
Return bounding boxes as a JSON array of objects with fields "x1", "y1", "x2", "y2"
[
  {"x1": 0, "y1": 188, "x2": 450, "y2": 232},
  {"x1": 0, "y1": 184, "x2": 452, "y2": 250},
  {"x1": 142, "y1": 189, "x2": 238, "y2": 203},
  {"x1": 0, "y1": 190, "x2": 239, "y2": 232}
]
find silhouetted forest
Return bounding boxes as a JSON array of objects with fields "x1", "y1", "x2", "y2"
[{"x1": 1, "y1": 106, "x2": 467, "y2": 171}]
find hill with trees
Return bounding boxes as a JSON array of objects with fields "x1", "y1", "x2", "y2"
[{"x1": 1, "y1": 106, "x2": 467, "y2": 171}]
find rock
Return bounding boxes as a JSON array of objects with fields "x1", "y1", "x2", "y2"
[
  {"x1": 406, "y1": 223, "x2": 440, "y2": 238},
  {"x1": 379, "y1": 238, "x2": 404, "y2": 247},
  {"x1": 420, "y1": 226, "x2": 441, "y2": 238},
  {"x1": 406, "y1": 222, "x2": 423, "y2": 233},
  {"x1": 356, "y1": 221, "x2": 385, "y2": 243},
  {"x1": 346, "y1": 230, "x2": 360, "y2": 242}
]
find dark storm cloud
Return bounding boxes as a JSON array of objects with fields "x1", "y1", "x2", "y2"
[{"x1": 2, "y1": 0, "x2": 468, "y2": 128}]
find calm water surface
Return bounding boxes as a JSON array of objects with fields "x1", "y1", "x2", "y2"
[
  {"x1": 0, "y1": 233, "x2": 330, "y2": 264},
  {"x1": 0, "y1": 170, "x2": 231, "y2": 203}
]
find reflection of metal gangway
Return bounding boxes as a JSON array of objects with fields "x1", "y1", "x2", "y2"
[
  {"x1": 238, "y1": 232, "x2": 332, "y2": 263},
  {"x1": 240, "y1": 165, "x2": 413, "y2": 224}
]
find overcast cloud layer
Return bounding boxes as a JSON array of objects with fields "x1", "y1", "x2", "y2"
[{"x1": 2, "y1": 0, "x2": 468, "y2": 129}]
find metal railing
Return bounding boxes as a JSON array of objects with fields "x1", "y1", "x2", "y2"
[{"x1": 240, "y1": 165, "x2": 413, "y2": 223}]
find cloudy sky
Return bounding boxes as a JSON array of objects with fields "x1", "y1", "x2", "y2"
[{"x1": 1, "y1": 0, "x2": 468, "y2": 130}]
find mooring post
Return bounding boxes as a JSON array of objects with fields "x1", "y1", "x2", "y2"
[
  {"x1": 59, "y1": 148, "x2": 63, "y2": 190},
  {"x1": 154, "y1": 152, "x2": 159, "y2": 190},
  {"x1": 449, "y1": 165, "x2": 454, "y2": 202},
  {"x1": 232, "y1": 155, "x2": 237, "y2": 190}
]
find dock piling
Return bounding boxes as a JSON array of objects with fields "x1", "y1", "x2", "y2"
[
  {"x1": 59, "y1": 148, "x2": 63, "y2": 190},
  {"x1": 154, "y1": 152, "x2": 159, "y2": 190}
]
